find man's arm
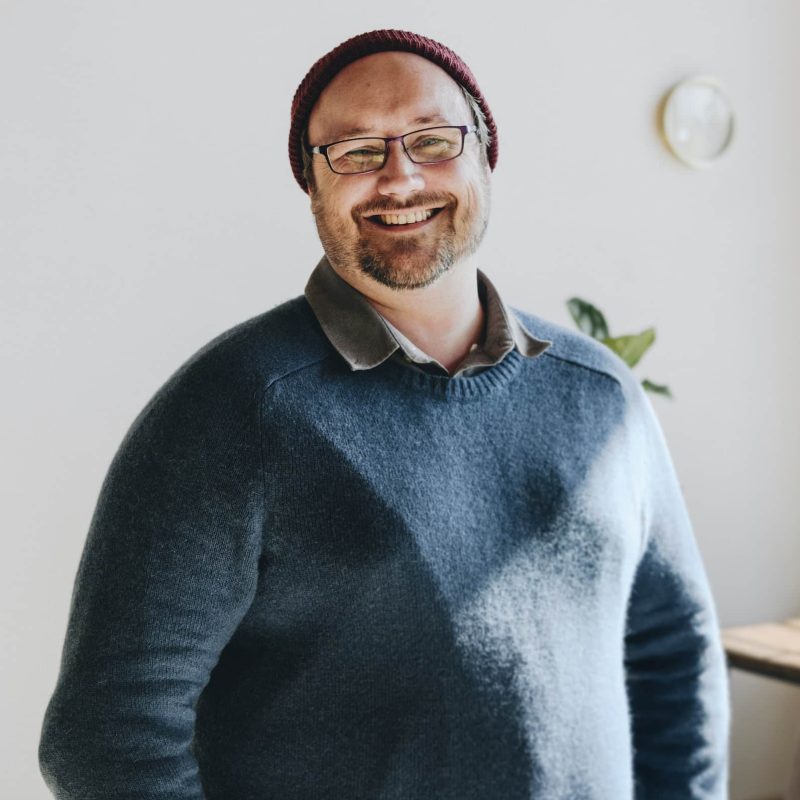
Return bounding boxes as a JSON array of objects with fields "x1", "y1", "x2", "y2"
[
  {"x1": 623, "y1": 382, "x2": 730, "y2": 799},
  {"x1": 38, "y1": 349, "x2": 265, "y2": 799}
]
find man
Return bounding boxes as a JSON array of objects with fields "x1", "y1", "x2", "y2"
[{"x1": 39, "y1": 28, "x2": 730, "y2": 799}]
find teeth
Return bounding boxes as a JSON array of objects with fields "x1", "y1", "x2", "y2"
[{"x1": 378, "y1": 208, "x2": 435, "y2": 225}]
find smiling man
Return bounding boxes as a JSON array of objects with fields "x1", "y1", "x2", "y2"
[
  {"x1": 39, "y1": 29, "x2": 729, "y2": 800},
  {"x1": 307, "y1": 51, "x2": 490, "y2": 291},
  {"x1": 301, "y1": 45, "x2": 497, "y2": 375}
]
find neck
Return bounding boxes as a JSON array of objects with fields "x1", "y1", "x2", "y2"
[{"x1": 341, "y1": 254, "x2": 485, "y2": 374}]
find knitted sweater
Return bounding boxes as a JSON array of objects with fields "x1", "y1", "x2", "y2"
[{"x1": 39, "y1": 284, "x2": 730, "y2": 800}]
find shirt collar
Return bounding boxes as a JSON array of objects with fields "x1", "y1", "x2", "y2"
[{"x1": 304, "y1": 254, "x2": 551, "y2": 372}]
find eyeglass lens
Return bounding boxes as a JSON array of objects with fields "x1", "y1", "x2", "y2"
[{"x1": 326, "y1": 127, "x2": 465, "y2": 175}]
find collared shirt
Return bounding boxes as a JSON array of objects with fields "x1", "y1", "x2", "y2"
[{"x1": 304, "y1": 255, "x2": 552, "y2": 378}]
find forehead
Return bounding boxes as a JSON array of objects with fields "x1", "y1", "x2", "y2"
[{"x1": 308, "y1": 51, "x2": 470, "y2": 142}]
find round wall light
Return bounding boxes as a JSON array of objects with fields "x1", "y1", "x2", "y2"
[{"x1": 661, "y1": 75, "x2": 735, "y2": 168}]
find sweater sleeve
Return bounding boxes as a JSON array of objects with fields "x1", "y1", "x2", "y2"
[
  {"x1": 38, "y1": 354, "x2": 265, "y2": 799},
  {"x1": 623, "y1": 382, "x2": 730, "y2": 799}
]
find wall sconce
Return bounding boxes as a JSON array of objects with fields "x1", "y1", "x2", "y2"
[{"x1": 660, "y1": 75, "x2": 735, "y2": 168}]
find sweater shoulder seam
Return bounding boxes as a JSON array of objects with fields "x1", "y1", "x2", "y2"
[
  {"x1": 541, "y1": 350, "x2": 625, "y2": 389},
  {"x1": 261, "y1": 353, "x2": 334, "y2": 395}
]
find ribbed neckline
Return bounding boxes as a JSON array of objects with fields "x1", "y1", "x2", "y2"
[{"x1": 377, "y1": 346, "x2": 527, "y2": 401}]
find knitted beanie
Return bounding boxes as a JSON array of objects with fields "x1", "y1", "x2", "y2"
[{"x1": 288, "y1": 29, "x2": 498, "y2": 194}]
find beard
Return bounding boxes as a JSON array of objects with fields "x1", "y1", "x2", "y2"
[{"x1": 309, "y1": 170, "x2": 491, "y2": 291}]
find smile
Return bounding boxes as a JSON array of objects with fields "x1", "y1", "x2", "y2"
[{"x1": 364, "y1": 206, "x2": 446, "y2": 231}]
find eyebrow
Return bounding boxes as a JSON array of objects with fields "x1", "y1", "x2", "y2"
[{"x1": 328, "y1": 114, "x2": 451, "y2": 141}]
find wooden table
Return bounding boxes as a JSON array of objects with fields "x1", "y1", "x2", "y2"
[{"x1": 721, "y1": 617, "x2": 800, "y2": 686}]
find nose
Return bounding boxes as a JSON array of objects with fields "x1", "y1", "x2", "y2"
[{"x1": 376, "y1": 139, "x2": 425, "y2": 197}]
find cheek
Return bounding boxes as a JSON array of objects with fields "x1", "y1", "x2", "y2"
[
  {"x1": 312, "y1": 180, "x2": 365, "y2": 225},
  {"x1": 311, "y1": 189, "x2": 345, "y2": 225},
  {"x1": 448, "y1": 158, "x2": 488, "y2": 219},
  {"x1": 468, "y1": 164, "x2": 491, "y2": 213},
  {"x1": 458, "y1": 179, "x2": 484, "y2": 222}
]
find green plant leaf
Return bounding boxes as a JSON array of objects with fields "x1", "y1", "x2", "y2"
[
  {"x1": 642, "y1": 379, "x2": 673, "y2": 398},
  {"x1": 565, "y1": 298, "x2": 673, "y2": 400},
  {"x1": 566, "y1": 297, "x2": 609, "y2": 340},
  {"x1": 601, "y1": 328, "x2": 655, "y2": 368}
]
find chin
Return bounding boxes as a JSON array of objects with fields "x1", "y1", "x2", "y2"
[{"x1": 357, "y1": 247, "x2": 458, "y2": 291}]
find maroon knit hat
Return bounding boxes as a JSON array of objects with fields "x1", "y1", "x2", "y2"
[{"x1": 288, "y1": 28, "x2": 498, "y2": 194}]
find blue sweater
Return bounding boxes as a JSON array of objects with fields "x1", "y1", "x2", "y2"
[{"x1": 39, "y1": 294, "x2": 730, "y2": 799}]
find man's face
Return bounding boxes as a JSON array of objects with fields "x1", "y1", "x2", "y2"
[{"x1": 306, "y1": 52, "x2": 491, "y2": 291}]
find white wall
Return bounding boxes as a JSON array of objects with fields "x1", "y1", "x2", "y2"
[{"x1": 2, "y1": 2, "x2": 798, "y2": 798}]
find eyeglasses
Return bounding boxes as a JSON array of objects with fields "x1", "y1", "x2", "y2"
[{"x1": 306, "y1": 124, "x2": 479, "y2": 176}]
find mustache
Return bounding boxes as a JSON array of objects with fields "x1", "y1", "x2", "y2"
[{"x1": 355, "y1": 194, "x2": 455, "y2": 216}]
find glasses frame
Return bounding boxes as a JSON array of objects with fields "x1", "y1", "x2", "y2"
[{"x1": 306, "y1": 124, "x2": 479, "y2": 176}]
